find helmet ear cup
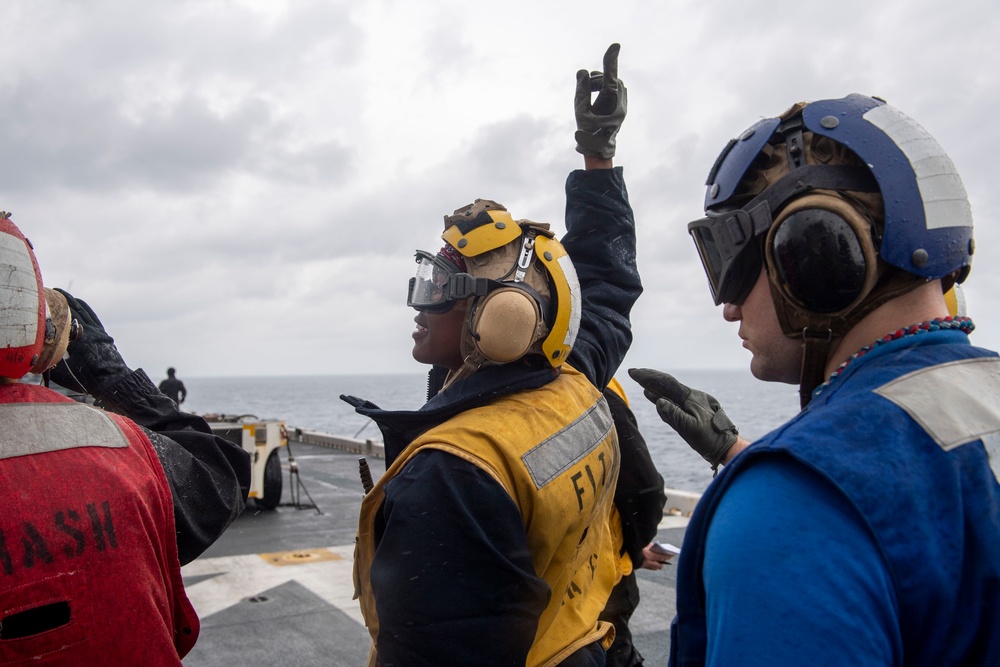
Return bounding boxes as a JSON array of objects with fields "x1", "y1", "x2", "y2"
[
  {"x1": 470, "y1": 288, "x2": 542, "y2": 363},
  {"x1": 765, "y1": 194, "x2": 879, "y2": 314},
  {"x1": 31, "y1": 288, "x2": 73, "y2": 375}
]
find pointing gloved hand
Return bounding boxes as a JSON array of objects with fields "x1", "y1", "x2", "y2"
[
  {"x1": 48, "y1": 289, "x2": 133, "y2": 399},
  {"x1": 628, "y1": 368, "x2": 740, "y2": 471},
  {"x1": 575, "y1": 43, "x2": 628, "y2": 159}
]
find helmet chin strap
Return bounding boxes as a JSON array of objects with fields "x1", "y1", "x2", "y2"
[
  {"x1": 440, "y1": 350, "x2": 487, "y2": 392},
  {"x1": 798, "y1": 330, "x2": 834, "y2": 409}
]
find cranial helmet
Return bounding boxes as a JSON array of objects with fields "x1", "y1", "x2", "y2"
[
  {"x1": 407, "y1": 199, "x2": 581, "y2": 382},
  {"x1": 0, "y1": 213, "x2": 74, "y2": 380},
  {"x1": 687, "y1": 94, "x2": 974, "y2": 406}
]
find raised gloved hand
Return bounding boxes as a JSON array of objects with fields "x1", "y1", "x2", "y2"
[
  {"x1": 628, "y1": 368, "x2": 739, "y2": 470},
  {"x1": 47, "y1": 289, "x2": 133, "y2": 398},
  {"x1": 575, "y1": 43, "x2": 627, "y2": 159}
]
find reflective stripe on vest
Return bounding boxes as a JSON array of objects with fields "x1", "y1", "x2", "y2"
[
  {"x1": 523, "y1": 397, "x2": 615, "y2": 488},
  {"x1": 0, "y1": 402, "x2": 128, "y2": 460},
  {"x1": 874, "y1": 356, "x2": 1000, "y2": 482}
]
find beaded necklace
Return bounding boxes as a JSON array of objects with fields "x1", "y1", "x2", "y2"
[{"x1": 813, "y1": 316, "x2": 975, "y2": 398}]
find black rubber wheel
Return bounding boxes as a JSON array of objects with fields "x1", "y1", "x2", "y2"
[{"x1": 257, "y1": 449, "x2": 283, "y2": 510}]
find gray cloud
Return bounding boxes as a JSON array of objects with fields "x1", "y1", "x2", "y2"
[{"x1": 2, "y1": 0, "x2": 998, "y2": 378}]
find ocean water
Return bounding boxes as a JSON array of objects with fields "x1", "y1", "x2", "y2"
[{"x1": 182, "y1": 370, "x2": 800, "y2": 493}]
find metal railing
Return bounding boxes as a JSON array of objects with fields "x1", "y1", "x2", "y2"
[
  {"x1": 289, "y1": 427, "x2": 385, "y2": 459},
  {"x1": 288, "y1": 425, "x2": 703, "y2": 517}
]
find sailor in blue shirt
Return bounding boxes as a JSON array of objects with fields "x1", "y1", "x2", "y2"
[{"x1": 631, "y1": 94, "x2": 1000, "y2": 666}]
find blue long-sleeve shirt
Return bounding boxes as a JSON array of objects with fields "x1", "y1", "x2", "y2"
[{"x1": 673, "y1": 331, "x2": 1000, "y2": 667}]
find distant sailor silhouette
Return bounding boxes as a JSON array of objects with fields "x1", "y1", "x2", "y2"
[{"x1": 159, "y1": 367, "x2": 187, "y2": 405}]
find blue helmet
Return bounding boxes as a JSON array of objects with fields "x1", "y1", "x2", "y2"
[{"x1": 689, "y1": 94, "x2": 974, "y2": 308}]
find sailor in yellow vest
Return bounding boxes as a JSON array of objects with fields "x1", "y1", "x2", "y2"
[{"x1": 342, "y1": 44, "x2": 641, "y2": 667}]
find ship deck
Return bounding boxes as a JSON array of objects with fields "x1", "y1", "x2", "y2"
[{"x1": 181, "y1": 440, "x2": 687, "y2": 665}]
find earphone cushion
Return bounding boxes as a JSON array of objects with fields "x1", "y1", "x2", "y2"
[
  {"x1": 767, "y1": 194, "x2": 878, "y2": 314},
  {"x1": 472, "y1": 289, "x2": 540, "y2": 363}
]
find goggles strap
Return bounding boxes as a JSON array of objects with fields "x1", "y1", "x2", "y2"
[
  {"x1": 749, "y1": 164, "x2": 879, "y2": 215},
  {"x1": 448, "y1": 274, "x2": 495, "y2": 301}
]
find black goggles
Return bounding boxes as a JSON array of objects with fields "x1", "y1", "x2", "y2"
[
  {"x1": 406, "y1": 250, "x2": 498, "y2": 314},
  {"x1": 688, "y1": 200, "x2": 772, "y2": 306}
]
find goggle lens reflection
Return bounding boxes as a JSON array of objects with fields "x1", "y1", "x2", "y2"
[{"x1": 407, "y1": 253, "x2": 458, "y2": 313}]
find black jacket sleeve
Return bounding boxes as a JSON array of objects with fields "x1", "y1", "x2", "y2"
[
  {"x1": 101, "y1": 369, "x2": 251, "y2": 564},
  {"x1": 563, "y1": 167, "x2": 642, "y2": 390},
  {"x1": 604, "y1": 389, "x2": 666, "y2": 565}
]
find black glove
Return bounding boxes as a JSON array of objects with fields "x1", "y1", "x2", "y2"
[
  {"x1": 575, "y1": 43, "x2": 628, "y2": 159},
  {"x1": 628, "y1": 368, "x2": 738, "y2": 470},
  {"x1": 47, "y1": 289, "x2": 133, "y2": 399}
]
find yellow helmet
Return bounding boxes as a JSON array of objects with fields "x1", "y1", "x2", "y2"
[{"x1": 409, "y1": 199, "x2": 581, "y2": 377}]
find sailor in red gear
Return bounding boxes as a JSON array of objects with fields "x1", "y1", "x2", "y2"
[{"x1": 0, "y1": 213, "x2": 250, "y2": 664}]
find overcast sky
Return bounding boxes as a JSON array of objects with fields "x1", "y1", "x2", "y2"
[{"x1": 3, "y1": 0, "x2": 999, "y2": 382}]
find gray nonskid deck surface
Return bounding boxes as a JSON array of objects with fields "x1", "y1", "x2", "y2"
[{"x1": 182, "y1": 443, "x2": 681, "y2": 666}]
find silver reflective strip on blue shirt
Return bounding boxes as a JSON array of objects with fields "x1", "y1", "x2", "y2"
[
  {"x1": 0, "y1": 402, "x2": 129, "y2": 460},
  {"x1": 522, "y1": 395, "x2": 614, "y2": 489},
  {"x1": 874, "y1": 357, "x2": 1000, "y2": 482}
]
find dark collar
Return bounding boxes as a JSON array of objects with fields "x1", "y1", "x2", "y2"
[{"x1": 340, "y1": 362, "x2": 557, "y2": 465}]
